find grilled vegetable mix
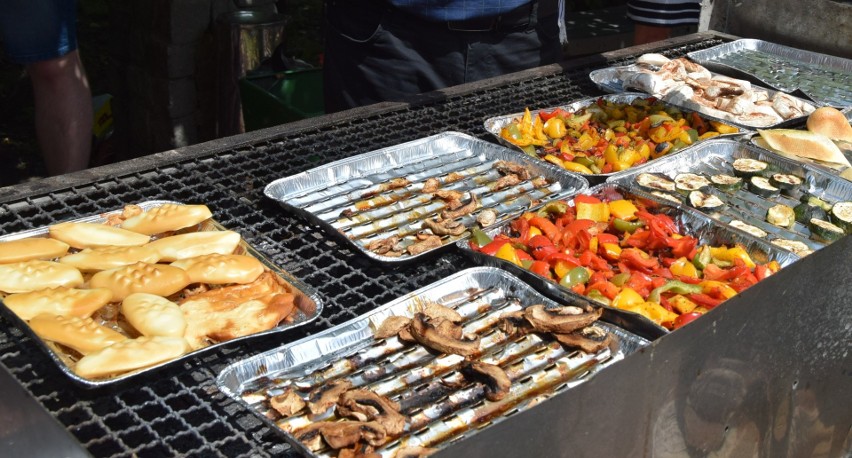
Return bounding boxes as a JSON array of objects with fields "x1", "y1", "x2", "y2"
[
  {"x1": 468, "y1": 192, "x2": 780, "y2": 330},
  {"x1": 499, "y1": 97, "x2": 738, "y2": 175}
]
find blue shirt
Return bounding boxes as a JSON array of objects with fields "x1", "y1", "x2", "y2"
[{"x1": 386, "y1": 0, "x2": 533, "y2": 21}]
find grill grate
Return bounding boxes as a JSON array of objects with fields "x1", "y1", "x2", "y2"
[{"x1": 0, "y1": 39, "x2": 723, "y2": 457}]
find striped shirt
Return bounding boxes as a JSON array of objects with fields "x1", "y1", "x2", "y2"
[
  {"x1": 627, "y1": 0, "x2": 701, "y2": 26},
  {"x1": 386, "y1": 0, "x2": 533, "y2": 21}
]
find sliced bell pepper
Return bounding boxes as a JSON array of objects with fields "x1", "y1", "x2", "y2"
[
  {"x1": 612, "y1": 287, "x2": 644, "y2": 309},
  {"x1": 647, "y1": 279, "x2": 703, "y2": 304},
  {"x1": 669, "y1": 256, "x2": 699, "y2": 278},
  {"x1": 608, "y1": 199, "x2": 639, "y2": 220},
  {"x1": 477, "y1": 239, "x2": 510, "y2": 256},
  {"x1": 620, "y1": 247, "x2": 659, "y2": 272},
  {"x1": 528, "y1": 216, "x2": 560, "y2": 242},
  {"x1": 495, "y1": 242, "x2": 522, "y2": 266},
  {"x1": 575, "y1": 201, "x2": 610, "y2": 223},
  {"x1": 559, "y1": 266, "x2": 590, "y2": 289}
]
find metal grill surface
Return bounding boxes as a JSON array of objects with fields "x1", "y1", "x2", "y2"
[{"x1": 0, "y1": 37, "x2": 725, "y2": 457}]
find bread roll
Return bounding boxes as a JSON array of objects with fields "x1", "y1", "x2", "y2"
[
  {"x1": 807, "y1": 106, "x2": 852, "y2": 143},
  {"x1": 89, "y1": 262, "x2": 191, "y2": 302},
  {"x1": 4, "y1": 287, "x2": 113, "y2": 320},
  {"x1": 59, "y1": 245, "x2": 160, "y2": 271},
  {"x1": 120, "y1": 203, "x2": 212, "y2": 235},
  {"x1": 121, "y1": 293, "x2": 187, "y2": 337},
  {"x1": 146, "y1": 230, "x2": 241, "y2": 262},
  {"x1": 0, "y1": 238, "x2": 70, "y2": 264},
  {"x1": 74, "y1": 336, "x2": 190, "y2": 379},
  {"x1": 49, "y1": 222, "x2": 150, "y2": 249},
  {"x1": 28, "y1": 314, "x2": 127, "y2": 355},
  {"x1": 757, "y1": 129, "x2": 851, "y2": 167},
  {"x1": 171, "y1": 253, "x2": 264, "y2": 284},
  {"x1": 0, "y1": 260, "x2": 84, "y2": 294}
]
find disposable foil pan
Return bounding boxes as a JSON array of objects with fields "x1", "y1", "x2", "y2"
[
  {"x1": 457, "y1": 183, "x2": 800, "y2": 338},
  {"x1": 588, "y1": 66, "x2": 815, "y2": 130},
  {"x1": 483, "y1": 92, "x2": 744, "y2": 181},
  {"x1": 687, "y1": 39, "x2": 852, "y2": 108},
  {"x1": 606, "y1": 139, "x2": 852, "y2": 256},
  {"x1": 264, "y1": 131, "x2": 589, "y2": 264},
  {"x1": 217, "y1": 266, "x2": 647, "y2": 457},
  {"x1": 0, "y1": 201, "x2": 323, "y2": 389}
]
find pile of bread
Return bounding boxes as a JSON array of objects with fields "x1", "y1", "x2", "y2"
[
  {"x1": 756, "y1": 106, "x2": 852, "y2": 180},
  {"x1": 0, "y1": 203, "x2": 297, "y2": 380}
]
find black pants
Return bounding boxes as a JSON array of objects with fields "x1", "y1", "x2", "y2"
[{"x1": 323, "y1": 1, "x2": 563, "y2": 113}]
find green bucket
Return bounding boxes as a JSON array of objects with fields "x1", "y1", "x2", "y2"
[{"x1": 239, "y1": 68, "x2": 324, "y2": 131}]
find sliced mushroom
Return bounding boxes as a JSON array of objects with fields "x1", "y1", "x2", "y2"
[
  {"x1": 269, "y1": 387, "x2": 305, "y2": 418},
  {"x1": 307, "y1": 379, "x2": 353, "y2": 415},
  {"x1": 422, "y1": 177, "x2": 441, "y2": 193},
  {"x1": 320, "y1": 421, "x2": 387, "y2": 449},
  {"x1": 430, "y1": 317, "x2": 463, "y2": 340},
  {"x1": 523, "y1": 304, "x2": 603, "y2": 334},
  {"x1": 499, "y1": 311, "x2": 534, "y2": 338},
  {"x1": 441, "y1": 194, "x2": 479, "y2": 220},
  {"x1": 367, "y1": 236, "x2": 400, "y2": 255},
  {"x1": 552, "y1": 325, "x2": 613, "y2": 354},
  {"x1": 294, "y1": 423, "x2": 326, "y2": 452},
  {"x1": 374, "y1": 315, "x2": 412, "y2": 340},
  {"x1": 421, "y1": 302, "x2": 463, "y2": 323},
  {"x1": 422, "y1": 218, "x2": 466, "y2": 236},
  {"x1": 409, "y1": 313, "x2": 480, "y2": 356},
  {"x1": 461, "y1": 361, "x2": 511, "y2": 401},
  {"x1": 495, "y1": 160, "x2": 531, "y2": 180},
  {"x1": 339, "y1": 444, "x2": 381, "y2": 458},
  {"x1": 434, "y1": 189, "x2": 464, "y2": 202},
  {"x1": 395, "y1": 446, "x2": 437, "y2": 458},
  {"x1": 337, "y1": 389, "x2": 406, "y2": 436},
  {"x1": 493, "y1": 174, "x2": 521, "y2": 191},
  {"x1": 476, "y1": 208, "x2": 498, "y2": 227},
  {"x1": 406, "y1": 235, "x2": 442, "y2": 256}
]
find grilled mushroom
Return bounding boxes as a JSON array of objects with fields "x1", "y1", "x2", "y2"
[
  {"x1": 476, "y1": 208, "x2": 498, "y2": 227},
  {"x1": 339, "y1": 444, "x2": 381, "y2": 458},
  {"x1": 493, "y1": 174, "x2": 521, "y2": 191},
  {"x1": 441, "y1": 194, "x2": 479, "y2": 220},
  {"x1": 461, "y1": 361, "x2": 511, "y2": 401},
  {"x1": 434, "y1": 189, "x2": 464, "y2": 202},
  {"x1": 406, "y1": 235, "x2": 442, "y2": 256},
  {"x1": 523, "y1": 304, "x2": 603, "y2": 334},
  {"x1": 495, "y1": 160, "x2": 531, "y2": 180},
  {"x1": 269, "y1": 387, "x2": 305, "y2": 418},
  {"x1": 307, "y1": 379, "x2": 353, "y2": 415},
  {"x1": 395, "y1": 446, "x2": 437, "y2": 457},
  {"x1": 552, "y1": 325, "x2": 614, "y2": 354},
  {"x1": 320, "y1": 421, "x2": 387, "y2": 449},
  {"x1": 421, "y1": 302, "x2": 463, "y2": 323},
  {"x1": 499, "y1": 311, "x2": 534, "y2": 338},
  {"x1": 422, "y1": 218, "x2": 466, "y2": 236},
  {"x1": 422, "y1": 177, "x2": 441, "y2": 193},
  {"x1": 294, "y1": 423, "x2": 326, "y2": 452},
  {"x1": 409, "y1": 313, "x2": 480, "y2": 356},
  {"x1": 337, "y1": 389, "x2": 406, "y2": 436},
  {"x1": 367, "y1": 236, "x2": 400, "y2": 255},
  {"x1": 374, "y1": 315, "x2": 412, "y2": 340}
]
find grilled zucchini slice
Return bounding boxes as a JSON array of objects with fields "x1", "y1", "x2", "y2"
[
  {"x1": 766, "y1": 204, "x2": 796, "y2": 229},
  {"x1": 770, "y1": 239, "x2": 814, "y2": 257},
  {"x1": 829, "y1": 201, "x2": 852, "y2": 233},
  {"x1": 769, "y1": 173, "x2": 803, "y2": 191},
  {"x1": 636, "y1": 173, "x2": 676, "y2": 192},
  {"x1": 675, "y1": 173, "x2": 711, "y2": 195},
  {"x1": 748, "y1": 176, "x2": 780, "y2": 198},
  {"x1": 710, "y1": 174, "x2": 743, "y2": 192},
  {"x1": 688, "y1": 191, "x2": 725, "y2": 212},
  {"x1": 732, "y1": 158, "x2": 769, "y2": 177},
  {"x1": 809, "y1": 218, "x2": 845, "y2": 243},
  {"x1": 729, "y1": 219, "x2": 769, "y2": 238}
]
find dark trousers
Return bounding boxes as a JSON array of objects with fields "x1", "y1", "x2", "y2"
[{"x1": 323, "y1": 1, "x2": 563, "y2": 113}]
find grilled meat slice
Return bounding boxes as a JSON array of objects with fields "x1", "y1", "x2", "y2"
[
  {"x1": 269, "y1": 387, "x2": 305, "y2": 418},
  {"x1": 406, "y1": 235, "x2": 442, "y2": 256},
  {"x1": 494, "y1": 160, "x2": 531, "y2": 181},
  {"x1": 320, "y1": 421, "x2": 387, "y2": 449},
  {"x1": 307, "y1": 379, "x2": 353, "y2": 415},
  {"x1": 374, "y1": 315, "x2": 412, "y2": 340},
  {"x1": 461, "y1": 361, "x2": 511, "y2": 401},
  {"x1": 440, "y1": 194, "x2": 479, "y2": 220},
  {"x1": 337, "y1": 389, "x2": 406, "y2": 436},
  {"x1": 552, "y1": 325, "x2": 613, "y2": 354},
  {"x1": 523, "y1": 304, "x2": 603, "y2": 334},
  {"x1": 409, "y1": 313, "x2": 479, "y2": 356},
  {"x1": 422, "y1": 218, "x2": 466, "y2": 236}
]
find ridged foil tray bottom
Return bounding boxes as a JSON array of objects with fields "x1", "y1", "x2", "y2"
[{"x1": 217, "y1": 267, "x2": 647, "y2": 457}]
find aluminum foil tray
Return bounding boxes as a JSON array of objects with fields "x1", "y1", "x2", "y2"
[
  {"x1": 588, "y1": 66, "x2": 815, "y2": 130},
  {"x1": 687, "y1": 39, "x2": 852, "y2": 108},
  {"x1": 457, "y1": 183, "x2": 800, "y2": 337},
  {"x1": 483, "y1": 92, "x2": 744, "y2": 181},
  {"x1": 264, "y1": 131, "x2": 589, "y2": 264},
  {"x1": 0, "y1": 200, "x2": 323, "y2": 389},
  {"x1": 217, "y1": 266, "x2": 647, "y2": 458},
  {"x1": 606, "y1": 139, "x2": 852, "y2": 256}
]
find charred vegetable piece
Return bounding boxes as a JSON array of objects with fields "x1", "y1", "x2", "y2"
[
  {"x1": 769, "y1": 173, "x2": 803, "y2": 192},
  {"x1": 809, "y1": 218, "x2": 845, "y2": 243},
  {"x1": 636, "y1": 173, "x2": 676, "y2": 192},
  {"x1": 675, "y1": 173, "x2": 711, "y2": 194},
  {"x1": 771, "y1": 238, "x2": 814, "y2": 257},
  {"x1": 766, "y1": 204, "x2": 796, "y2": 229},
  {"x1": 794, "y1": 200, "x2": 828, "y2": 224},
  {"x1": 732, "y1": 158, "x2": 769, "y2": 177},
  {"x1": 829, "y1": 201, "x2": 852, "y2": 233},
  {"x1": 649, "y1": 190, "x2": 682, "y2": 204},
  {"x1": 710, "y1": 174, "x2": 743, "y2": 192},
  {"x1": 729, "y1": 219, "x2": 769, "y2": 238},
  {"x1": 748, "y1": 176, "x2": 780, "y2": 198},
  {"x1": 688, "y1": 191, "x2": 725, "y2": 212}
]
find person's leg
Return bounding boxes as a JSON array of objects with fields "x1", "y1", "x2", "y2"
[
  {"x1": 26, "y1": 50, "x2": 92, "y2": 176},
  {"x1": 633, "y1": 23, "x2": 672, "y2": 45}
]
